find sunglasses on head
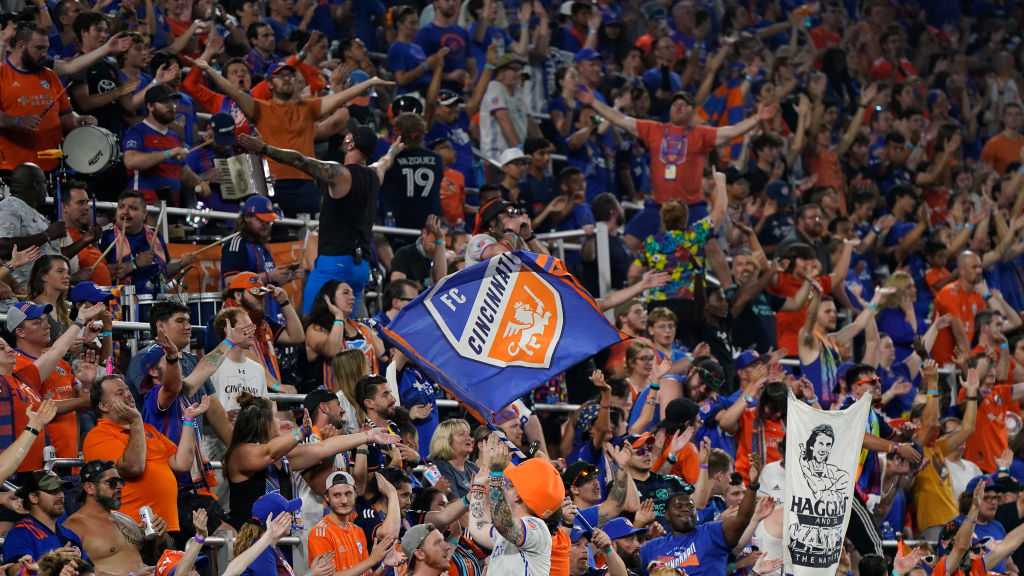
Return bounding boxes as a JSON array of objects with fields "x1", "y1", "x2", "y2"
[
  {"x1": 503, "y1": 207, "x2": 525, "y2": 217},
  {"x1": 572, "y1": 468, "x2": 597, "y2": 487}
]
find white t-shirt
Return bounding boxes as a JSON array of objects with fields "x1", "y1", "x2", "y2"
[
  {"x1": 487, "y1": 516, "x2": 552, "y2": 576},
  {"x1": 946, "y1": 457, "x2": 983, "y2": 500},
  {"x1": 480, "y1": 80, "x2": 528, "y2": 162},
  {"x1": 210, "y1": 355, "x2": 268, "y2": 413}
]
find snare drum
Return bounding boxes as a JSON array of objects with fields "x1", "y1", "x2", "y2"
[
  {"x1": 64, "y1": 126, "x2": 120, "y2": 174},
  {"x1": 187, "y1": 292, "x2": 223, "y2": 327}
]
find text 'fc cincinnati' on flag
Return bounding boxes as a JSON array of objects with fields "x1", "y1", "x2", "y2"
[{"x1": 382, "y1": 251, "x2": 623, "y2": 419}]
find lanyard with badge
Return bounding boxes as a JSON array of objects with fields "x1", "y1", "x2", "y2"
[{"x1": 661, "y1": 131, "x2": 689, "y2": 181}]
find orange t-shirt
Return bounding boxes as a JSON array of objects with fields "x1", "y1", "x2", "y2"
[
  {"x1": 0, "y1": 364, "x2": 44, "y2": 472},
  {"x1": 635, "y1": 121, "x2": 717, "y2": 206},
  {"x1": 735, "y1": 408, "x2": 784, "y2": 482},
  {"x1": 652, "y1": 442, "x2": 701, "y2": 484},
  {"x1": 14, "y1": 353, "x2": 78, "y2": 465},
  {"x1": 550, "y1": 527, "x2": 570, "y2": 576},
  {"x1": 67, "y1": 227, "x2": 113, "y2": 287},
  {"x1": 0, "y1": 63, "x2": 72, "y2": 172},
  {"x1": 439, "y1": 167, "x2": 466, "y2": 227},
  {"x1": 307, "y1": 515, "x2": 369, "y2": 570},
  {"x1": 925, "y1": 266, "x2": 953, "y2": 296},
  {"x1": 932, "y1": 555, "x2": 986, "y2": 576},
  {"x1": 251, "y1": 54, "x2": 327, "y2": 101},
  {"x1": 959, "y1": 384, "x2": 1012, "y2": 473},
  {"x1": 83, "y1": 420, "x2": 180, "y2": 530},
  {"x1": 253, "y1": 98, "x2": 322, "y2": 181},
  {"x1": 931, "y1": 283, "x2": 986, "y2": 365},
  {"x1": 768, "y1": 272, "x2": 832, "y2": 357},
  {"x1": 805, "y1": 148, "x2": 845, "y2": 193},
  {"x1": 980, "y1": 132, "x2": 1024, "y2": 175}
]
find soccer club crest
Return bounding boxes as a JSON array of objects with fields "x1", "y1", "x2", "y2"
[{"x1": 425, "y1": 252, "x2": 564, "y2": 369}]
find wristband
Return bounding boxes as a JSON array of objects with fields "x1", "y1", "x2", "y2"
[
  {"x1": 1000, "y1": 342, "x2": 1009, "y2": 350},
  {"x1": 461, "y1": 494, "x2": 470, "y2": 507},
  {"x1": 484, "y1": 63, "x2": 495, "y2": 71},
  {"x1": 998, "y1": 466, "x2": 1010, "y2": 474},
  {"x1": 222, "y1": 338, "x2": 235, "y2": 349},
  {"x1": 166, "y1": 356, "x2": 179, "y2": 364},
  {"x1": 650, "y1": 383, "x2": 660, "y2": 391},
  {"x1": 927, "y1": 389, "x2": 940, "y2": 396},
  {"x1": 355, "y1": 448, "x2": 369, "y2": 455},
  {"x1": 25, "y1": 426, "x2": 39, "y2": 436},
  {"x1": 333, "y1": 319, "x2": 345, "y2": 327},
  {"x1": 192, "y1": 535, "x2": 206, "y2": 545},
  {"x1": 966, "y1": 396, "x2": 978, "y2": 402},
  {"x1": 164, "y1": 149, "x2": 173, "y2": 159},
  {"x1": 489, "y1": 470, "x2": 504, "y2": 478},
  {"x1": 291, "y1": 428, "x2": 304, "y2": 442},
  {"x1": 748, "y1": 481, "x2": 760, "y2": 492},
  {"x1": 872, "y1": 225, "x2": 882, "y2": 235},
  {"x1": 434, "y1": 239, "x2": 445, "y2": 247},
  {"x1": 523, "y1": 235, "x2": 536, "y2": 243},
  {"x1": 667, "y1": 453, "x2": 678, "y2": 464},
  {"x1": 74, "y1": 319, "x2": 87, "y2": 328},
  {"x1": 182, "y1": 420, "x2": 197, "y2": 428},
  {"x1": 699, "y1": 463, "x2": 708, "y2": 470},
  {"x1": 888, "y1": 443, "x2": 901, "y2": 456},
  {"x1": 983, "y1": 292, "x2": 992, "y2": 300},
  {"x1": 867, "y1": 303, "x2": 879, "y2": 313},
  {"x1": 99, "y1": 330, "x2": 113, "y2": 337},
  {"x1": 967, "y1": 223, "x2": 976, "y2": 232}
]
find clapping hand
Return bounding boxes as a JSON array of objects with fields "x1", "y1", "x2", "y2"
[
  {"x1": 26, "y1": 399, "x2": 58, "y2": 429},
  {"x1": 183, "y1": 396, "x2": 211, "y2": 419},
  {"x1": 8, "y1": 244, "x2": 41, "y2": 270}
]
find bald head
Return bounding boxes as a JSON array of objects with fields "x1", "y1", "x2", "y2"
[
  {"x1": 10, "y1": 163, "x2": 46, "y2": 207},
  {"x1": 957, "y1": 251, "x2": 982, "y2": 286}
]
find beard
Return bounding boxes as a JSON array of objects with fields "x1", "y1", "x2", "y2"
[
  {"x1": 22, "y1": 51, "x2": 50, "y2": 72},
  {"x1": 98, "y1": 493, "x2": 121, "y2": 511},
  {"x1": 153, "y1": 108, "x2": 176, "y2": 125}
]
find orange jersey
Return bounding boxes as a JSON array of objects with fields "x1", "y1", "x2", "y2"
[
  {"x1": 0, "y1": 63, "x2": 72, "y2": 172},
  {"x1": 931, "y1": 283, "x2": 986, "y2": 365},
  {"x1": 14, "y1": 352, "x2": 79, "y2": 464},
  {"x1": 83, "y1": 420, "x2": 180, "y2": 530},
  {"x1": 307, "y1": 515, "x2": 369, "y2": 571},
  {"x1": 959, "y1": 384, "x2": 1013, "y2": 473},
  {"x1": 768, "y1": 273, "x2": 832, "y2": 356},
  {"x1": 0, "y1": 363, "x2": 44, "y2": 471},
  {"x1": 735, "y1": 409, "x2": 784, "y2": 482},
  {"x1": 550, "y1": 528, "x2": 570, "y2": 576}
]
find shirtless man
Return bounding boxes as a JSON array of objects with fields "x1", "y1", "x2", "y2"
[{"x1": 64, "y1": 460, "x2": 167, "y2": 576}]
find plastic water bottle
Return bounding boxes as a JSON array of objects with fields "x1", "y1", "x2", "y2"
[{"x1": 384, "y1": 211, "x2": 396, "y2": 228}]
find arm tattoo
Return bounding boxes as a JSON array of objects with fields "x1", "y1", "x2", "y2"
[
  {"x1": 609, "y1": 469, "x2": 627, "y2": 506},
  {"x1": 468, "y1": 488, "x2": 490, "y2": 531},
  {"x1": 198, "y1": 349, "x2": 226, "y2": 370},
  {"x1": 489, "y1": 476, "x2": 524, "y2": 545},
  {"x1": 261, "y1": 145, "x2": 340, "y2": 183}
]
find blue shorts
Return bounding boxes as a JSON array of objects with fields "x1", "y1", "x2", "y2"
[{"x1": 302, "y1": 254, "x2": 370, "y2": 316}]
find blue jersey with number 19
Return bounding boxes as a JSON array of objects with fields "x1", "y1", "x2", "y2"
[{"x1": 379, "y1": 148, "x2": 443, "y2": 231}]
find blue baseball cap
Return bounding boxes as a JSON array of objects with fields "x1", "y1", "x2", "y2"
[
  {"x1": 570, "y1": 526, "x2": 590, "y2": 543},
  {"x1": 574, "y1": 48, "x2": 602, "y2": 64},
  {"x1": 69, "y1": 281, "x2": 116, "y2": 304},
  {"x1": 735, "y1": 349, "x2": 764, "y2": 371},
  {"x1": 137, "y1": 346, "x2": 166, "y2": 375},
  {"x1": 242, "y1": 195, "x2": 279, "y2": 222},
  {"x1": 602, "y1": 517, "x2": 646, "y2": 540},
  {"x1": 766, "y1": 180, "x2": 792, "y2": 205},
  {"x1": 252, "y1": 491, "x2": 301, "y2": 523},
  {"x1": 6, "y1": 301, "x2": 53, "y2": 332}
]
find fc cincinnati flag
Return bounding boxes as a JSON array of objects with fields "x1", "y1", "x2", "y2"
[
  {"x1": 382, "y1": 251, "x2": 623, "y2": 419},
  {"x1": 783, "y1": 393, "x2": 870, "y2": 576}
]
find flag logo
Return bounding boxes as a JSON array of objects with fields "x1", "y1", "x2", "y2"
[{"x1": 425, "y1": 252, "x2": 563, "y2": 368}]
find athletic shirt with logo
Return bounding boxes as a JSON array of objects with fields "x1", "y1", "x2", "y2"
[
  {"x1": 72, "y1": 57, "x2": 124, "y2": 136},
  {"x1": 379, "y1": 148, "x2": 443, "y2": 231},
  {"x1": 487, "y1": 516, "x2": 551, "y2": 576}
]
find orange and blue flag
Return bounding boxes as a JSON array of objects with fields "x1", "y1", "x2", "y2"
[{"x1": 382, "y1": 251, "x2": 623, "y2": 419}]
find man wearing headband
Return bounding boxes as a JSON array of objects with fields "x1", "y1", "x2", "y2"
[
  {"x1": 64, "y1": 460, "x2": 164, "y2": 576},
  {"x1": 639, "y1": 455, "x2": 763, "y2": 575},
  {"x1": 308, "y1": 470, "x2": 405, "y2": 573}
]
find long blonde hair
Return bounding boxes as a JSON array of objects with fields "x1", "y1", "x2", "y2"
[
  {"x1": 331, "y1": 349, "x2": 368, "y2": 420},
  {"x1": 881, "y1": 271, "x2": 914, "y2": 309},
  {"x1": 429, "y1": 419, "x2": 471, "y2": 461}
]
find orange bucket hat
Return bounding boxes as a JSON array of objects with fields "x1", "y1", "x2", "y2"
[{"x1": 504, "y1": 458, "x2": 566, "y2": 519}]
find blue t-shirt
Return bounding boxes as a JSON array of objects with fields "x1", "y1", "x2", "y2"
[
  {"x1": 397, "y1": 366, "x2": 440, "y2": 459},
  {"x1": 639, "y1": 521, "x2": 730, "y2": 575},
  {"x1": 123, "y1": 121, "x2": 186, "y2": 201},
  {"x1": 98, "y1": 227, "x2": 171, "y2": 296},
  {"x1": 118, "y1": 70, "x2": 154, "y2": 118},
  {"x1": 961, "y1": 517, "x2": 1008, "y2": 572},
  {"x1": 878, "y1": 361, "x2": 917, "y2": 419},
  {"x1": 414, "y1": 24, "x2": 471, "y2": 75},
  {"x1": 695, "y1": 392, "x2": 739, "y2": 458},
  {"x1": 426, "y1": 112, "x2": 479, "y2": 188},
  {"x1": 143, "y1": 384, "x2": 207, "y2": 487},
  {"x1": 388, "y1": 41, "x2": 430, "y2": 94},
  {"x1": 628, "y1": 385, "x2": 660, "y2": 433},
  {"x1": 696, "y1": 496, "x2": 727, "y2": 524},
  {"x1": 3, "y1": 515, "x2": 82, "y2": 563}
]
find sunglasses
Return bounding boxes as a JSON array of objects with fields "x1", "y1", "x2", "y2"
[
  {"x1": 503, "y1": 207, "x2": 525, "y2": 217},
  {"x1": 633, "y1": 445, "x2": 652, "y2": 456},
  {"x1": 98, "y1": 477, "x2": 125, "y2": 489}
]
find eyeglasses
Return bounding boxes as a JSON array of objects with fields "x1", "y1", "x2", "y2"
[{"x1": 99, "y1": 477, "x2": 125, "y2": 489}]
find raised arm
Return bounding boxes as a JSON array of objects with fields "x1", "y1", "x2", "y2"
[
  {"x1": 709, "y1": 167, "x2": 728, "y2": 226},
  {"x1": 186, "y1": 56, "x2": 256, "y2": 118},
  {"x1": 0, "y1": 401, "x2": 56, "y2": 483},
  {"x1": 577, "y1": 87, "x2": 638, "y2": 136},
  {"x1": 484, "y1": 435, "x2": 524, "y2": 545},
  {"x1": 320, "y1": 77, "x2": 394, "y2": 118},
  {"x1": 468, "y1": 441, "x2": 496, "y2": 549},
  {"x1": 837, "y1": 84, "x2": 876, "y2": 156},
  {"x1": 715, "y1": 103, "x2": 775, "y2": 146},
  {"x1": 939, "y1": 365, "x2": 978, "y2": 454},
  {"x1": 721, "y1": 466, "x2": 760, "y2": 548},
  {"x1": 369, "y1": 138, "x2": 406, "y2": 185},
  {"x1": 237, "y1": 132, "x2": 342, "y2": 184},
  {"x1": 37, "y1": 303, "x2": 104, "y2": 380},
  {"x1": 833, "y1": 288, "x2": 892, "y2": 346},
  {"x1": 222, "y1": 513, "x2": 293, "y2": 576}
]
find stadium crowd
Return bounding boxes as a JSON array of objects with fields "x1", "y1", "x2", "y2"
[{"x1": 0, "y1": 0, "x2": 1023, "y2": 574}]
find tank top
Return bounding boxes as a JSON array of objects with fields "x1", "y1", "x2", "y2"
[
  {"x1": 228, "y1": 460, "x2": 293, "y2": 529},
  {"x1": 801, "y1": 337, "x2": 840, "y2": 406},
  {"x1": 318, "y1": 164, "x2": 378, "y2": 257}
]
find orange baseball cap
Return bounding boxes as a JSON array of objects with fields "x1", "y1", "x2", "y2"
[
  {"x1": 226, "y1": 271, "x2": 263, "y2": 291},
  {"x1": 504, "y1": 458, "x2": 565, "y2": 519}
]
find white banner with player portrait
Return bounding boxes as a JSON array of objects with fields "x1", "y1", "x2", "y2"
[{"x1": 783, "y1": 393, "x2": 870, "y2": 576}]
